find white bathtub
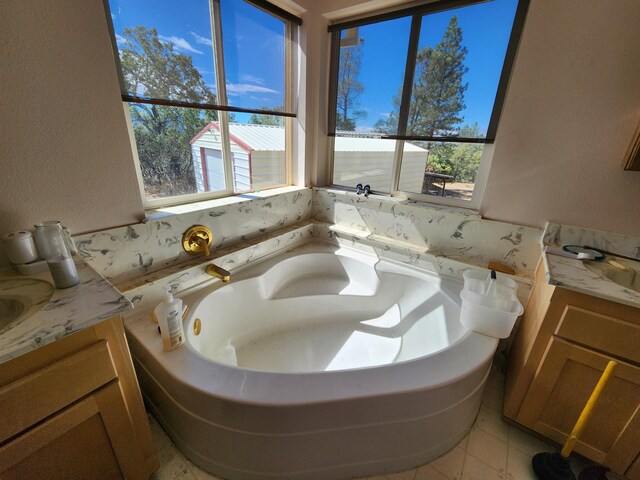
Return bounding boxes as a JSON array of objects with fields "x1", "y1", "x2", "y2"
[{"x1": 126, "y1": 241, "x2": 498, "y2": 480}]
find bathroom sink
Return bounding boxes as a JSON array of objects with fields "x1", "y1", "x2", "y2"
[
  {"x1": 0, "y1": 278, "x2": 54, "y2": 330},
  {"x1": 583, "y1": 257, "x2": 640, "y2": 293}
]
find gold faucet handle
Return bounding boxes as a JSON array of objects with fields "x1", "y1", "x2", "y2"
[
  {"x1": 195, "y1": 234, "x2": 210, "y2": 257},
  {"x1": 182, "y1": 226, "x2": 213, "y2": 256}
]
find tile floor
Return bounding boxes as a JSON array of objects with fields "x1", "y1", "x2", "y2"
[{"x1": 148, "y1": 366, "x2": 625, "y2": 480}]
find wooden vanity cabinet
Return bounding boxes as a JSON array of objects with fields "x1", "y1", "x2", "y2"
[
  {"x1": 0, "y1": 316, "x2": 158, "y2": 479},
  {"x1": 505, "y1": 261, "x2": 640, "y2": 479}
]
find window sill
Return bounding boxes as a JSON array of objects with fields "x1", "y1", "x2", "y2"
[
  {"x1": 316, "y1": 187, "x2": 482, "y2": 219},
  {"x1": 143, "y1": 186, "x2": 307, "y2": 222}
]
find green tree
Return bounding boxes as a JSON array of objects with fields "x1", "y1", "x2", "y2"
[
  {"x1": 249, "y1": 107, "x2": 284, "y2": 126},
  {"x1": 376, "y1": 16, "x2": 468, "y2": 139},
  {"x1": 120, "y1": 26, "x2": 217, "y2": 197},
  {"x1": 426, "y1": 123, "x2": 483, "y2": 184},
  {"x1": 336, "y1": 41, "x2": 366, "y2": 131}
]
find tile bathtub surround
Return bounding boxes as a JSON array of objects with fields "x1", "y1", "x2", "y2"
[
  {"x1": 313, "y1": 188, "x2": 543, "y2": 280},
  {"x1": 120, "y1": 222, "x2": 315, "y2": 314},
  {"x1": 73, "y1": 187, "x2": 312, "y2": 285},
  {"x1": 72, "y1": 187, "x2": 544, "y2": 289},
  {"x1": 543, "y1": 222, "x2": 640, "y2": 259},
  {"x1": 149, "y1": 366, "x2": 620, "y2": 480},
  {"x1": 0, "y1": 257, "x2": 132, "y2": 364}
]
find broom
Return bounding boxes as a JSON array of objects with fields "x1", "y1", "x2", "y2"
[{"x1": 531, "y1": 360, "x2": 617, "y2": 480}]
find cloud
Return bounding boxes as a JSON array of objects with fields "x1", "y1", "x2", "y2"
[
  {"x1": 226, "y1": 83, "x2": 279, "y2": 95},
  {"x1": 239, "y1": 74, "x2": 265, "y2": 85},
  {"x1": 115, "y1": 34, "x2": 126, "y2": 45},
  {"x1": 158, "y1": 35, "x2": 203, "y2": 54},
  {"x1": 190, "y1": 31, "x2": 213, "y2": 47}
]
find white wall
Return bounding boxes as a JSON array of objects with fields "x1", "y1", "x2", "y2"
[
  {"x1": 481, "y1": 0, "x2": 640, "y2": 235},
  {"x1": 2, "y1": 0, "x2": 639, "y2": 237},
  {"x1": 1, "y1": 0, "x2": 144, "y2": 235}
]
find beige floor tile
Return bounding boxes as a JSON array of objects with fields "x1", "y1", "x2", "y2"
[
  {"x1": 429, "y1": 445, "x2": 466, "y2": 480},
  {"x1": 506, "y1": 445, "x2": 537, "y2": 480},
  {"x1": 152, "y1": 444, "x2": 195, "y2": 480},
  {"x1": 508, "y1": 426, "x2": 554, "y2": 457},
  {"x1": 456, "y1": 431, "x2": 471, "y2": 451},
  {"x1": 414, "y1": 464, "x2": 450, "y2": 480},
  {"x1": 466, "y1": 428, "x2": 508, "y2": 474},
  {"x1": 148, "y1": 412, "x2": 171, "y2": 451},
  {"x1": 474, "y1": 406, "x2": 510, "y2": 443},
  {"x1": 462, "y1": 454, "x2": 504, "y2": 480}
]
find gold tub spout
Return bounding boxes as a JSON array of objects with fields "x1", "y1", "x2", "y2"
[{"x1": 206, "y1": 264, "x2": 231, "y2": 283}]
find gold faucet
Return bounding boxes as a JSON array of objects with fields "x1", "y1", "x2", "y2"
[
  {"x1": 182, "y1": 226, "x2": 231, "y2": 282},
  {"x1": 206, "y1": 264, "x2": 231, "y2": 283},
  {"x1": 182, "y1": 225, "x2": 213, "y2": 256}
]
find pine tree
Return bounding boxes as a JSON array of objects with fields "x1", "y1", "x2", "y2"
[
  {"x1": 407, "y1": 16, "x2": 468, "y2": 137},
  {"x1": 375, "y1": 16, "x2": 468, "y2": 138},
  {"x1": 336, "y1": 41, "x2": 366, "y2": 131}
]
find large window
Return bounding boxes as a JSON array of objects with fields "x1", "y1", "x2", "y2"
[
  {"x1": 104, "y1": 0, "x2": 300, "y2": 207},
  {"x1": 329, "y1": 0, "x2": 529, "y2": 208}
]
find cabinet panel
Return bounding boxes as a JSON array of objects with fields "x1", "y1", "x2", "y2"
[
  {"x1": 0, "y1": 340, "x2": 116, "y2": 441},
  {"x1": 0, "y1": 381, "x2": 147, "y2": 480},
  {"x1": 517, "y1": 338, "x2": 640, "y2": 473},
  {"x1": 556, "y1": 305, "x2": 640, "y2": 363}
]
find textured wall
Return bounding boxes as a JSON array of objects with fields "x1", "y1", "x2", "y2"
[
  {"x1": 481, "y1": 0, "x2": 640, "y2": 235},
  {"x1": 0, "y1": 0, "x2": 144, "y2": 235}
]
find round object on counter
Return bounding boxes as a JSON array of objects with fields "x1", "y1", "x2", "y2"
[{"x1": 1, "y1": 230, "x2": 39, "y2": 264}]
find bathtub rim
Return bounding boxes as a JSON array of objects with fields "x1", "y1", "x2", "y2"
[{"x1": 124, "y1": 239, "x2": 498, "y2": 407}]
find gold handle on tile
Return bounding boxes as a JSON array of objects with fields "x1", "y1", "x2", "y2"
[{"x1": 182, "y1": 226, "x2": 213, "y2": 256}]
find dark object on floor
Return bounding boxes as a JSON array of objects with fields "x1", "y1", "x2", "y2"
[
  {"x1": 578, "y1": 465, "x2": 609, "y2": 480},
  {"x1": 532, "y1": 452, "x2": 576, "y2": 480}
]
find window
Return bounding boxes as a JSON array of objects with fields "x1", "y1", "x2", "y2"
[
  {"x1": 328, "y1": 0, "x2": 529, "y2": 208},
  {"x1": 103, "y1": 0, "x2": 300, "y2": 207}
]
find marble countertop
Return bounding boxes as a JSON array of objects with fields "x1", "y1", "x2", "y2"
[
  {"x1": 0, "y1": 257, "x2": 133, "y2": 364},
  {"x1": 543, "y1": 250, "x2": 640, "y2": 308}
]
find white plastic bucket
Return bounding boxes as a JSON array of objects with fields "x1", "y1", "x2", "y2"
[{"x1": 460, "y1": 269, "x2": 524, "y2": 339}]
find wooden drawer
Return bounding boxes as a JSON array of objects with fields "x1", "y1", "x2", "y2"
[
  {"x1": 0, "y1": 341, "x2": 117, "y2": 442},
  {"x1": 555, "y1": 305, "x2": 640, "y2": 363}
]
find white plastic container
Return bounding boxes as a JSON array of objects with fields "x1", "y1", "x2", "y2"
[
  {"x1": 460, "y1": 270, "x2": 524, "y2": 339},
  {"x1": 155, "y1": 287, "x2": 185, "y2": 351},
  {"x1": 1, "y1": 231, "x2": 39, "y2": 264}
]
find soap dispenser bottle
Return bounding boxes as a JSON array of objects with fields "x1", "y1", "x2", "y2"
[{"x1": 155, "y1": 286, "x2": 185, "y2": 351}]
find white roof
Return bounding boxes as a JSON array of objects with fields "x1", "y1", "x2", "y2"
[
  {"x1": 195, "y1": 124, "x2": 428, "y2": 153},
  {"x1": 228, "y1": 124, "x2": 284, "y2": 151}
]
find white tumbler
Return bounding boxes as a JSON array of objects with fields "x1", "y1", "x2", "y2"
[{"x1": 35, "y1": 222, "x2": 79, "y2": 289}]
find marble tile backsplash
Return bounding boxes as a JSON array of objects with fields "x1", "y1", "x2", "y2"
[
  {"x1": 543, "y1": 222, "x2": 640, "y2": 257},
  {"x1": 314, "y1": 189, "x2": 543, "y2": 278},
  {"x1": 73, "y1": 187, "x2": 312, "y2": 285},
  {"x1": 71, "y1": 187, "x2": 545, "y2": 287}
]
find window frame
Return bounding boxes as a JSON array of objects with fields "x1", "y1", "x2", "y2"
[
  {"x1": 327, "y1": 0, "x2": 530, "y2": 209},
  {"x1": 103, "y1": 0, "x2": 299, "y2": 209}
]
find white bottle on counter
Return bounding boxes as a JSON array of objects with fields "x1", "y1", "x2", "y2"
[{"x1": 155, "y1": 287, "x2": 185, "y2": 351}]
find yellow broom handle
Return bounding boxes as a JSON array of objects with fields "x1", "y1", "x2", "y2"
[{"x1": 561, "y1": 360, "x2": 618, "y2": 458}]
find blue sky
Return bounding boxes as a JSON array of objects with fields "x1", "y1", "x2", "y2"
[
  {"x1": 109, "y1": 0, "x2": 517, "y2": 131},
  {"x1": 352, "y1": 0, "x2": 518, "y2": 134},
  {"x1": 110, "y1": 0, "x2": 285, "y2": 114}
]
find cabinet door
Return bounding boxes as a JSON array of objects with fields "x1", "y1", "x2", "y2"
[
  {"x1": 516, "y1": 337, "x2": 640, "y2": 476},
  {"x1": 0, "y1": 380, "x2": 148, "y2": 480}
]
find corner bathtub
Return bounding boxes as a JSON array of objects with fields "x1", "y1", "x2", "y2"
[{"x1": 126, "y1": 241, "x2": 498, "y2": 480}]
